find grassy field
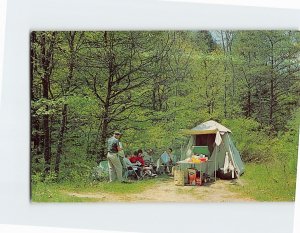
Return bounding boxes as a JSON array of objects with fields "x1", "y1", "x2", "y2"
[
  {"x1": 229, "y1": 163, "x2": 296, "y2": 201},
  {"x1": 31, "y1": 176, "x2": 169, "y2": 202},
  {"x1": 31, "y1": 163, "x2": 297, "y2": 202}
]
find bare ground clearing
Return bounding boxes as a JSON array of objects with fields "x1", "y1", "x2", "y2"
[{"x1": 65, "y1": 178, "x2": 255, "y2": 202}]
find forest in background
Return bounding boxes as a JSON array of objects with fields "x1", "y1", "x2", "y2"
[{"x1": 30, "y1": 31, "x2": 299, "y2": 186}]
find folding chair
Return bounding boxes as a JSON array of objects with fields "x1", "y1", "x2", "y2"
[
  {"x1": 124, "y1": 166, "x2": 141, "y2": 180},
  {"x1": 141, "y1": 165, "x2": 157, "y2": 179},
  {"x1": 99, "y1": 160, "x2": 109, "y2": 174},
  {"x1": 156, "y1": 158, "x2": 169, "y2": 174}
]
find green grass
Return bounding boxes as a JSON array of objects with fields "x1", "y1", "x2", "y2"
[
  {"x1": 31, "y1": 164, "x2": 297, "y2": 202},
  {"x1": 230, "y1": 163, "x2": 296, "y2": 201},
  {"x1": 31, "y1": 176, "x2": 170, "y2": 202},
  {"x1": 31, "y1": 184, "x2": 100, "y2": 202}
]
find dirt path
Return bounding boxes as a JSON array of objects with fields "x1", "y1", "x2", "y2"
[{"x1": 66, "y1": 178, "x2": 255, "y2": 202}]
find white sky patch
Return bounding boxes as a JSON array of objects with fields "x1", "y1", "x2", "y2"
[
  {"x1": 0, "y1": 224, "x2": 137, "y2": 233},
  {"x1": 161, "y1": 0, "x2": 300, "y2": 9}
]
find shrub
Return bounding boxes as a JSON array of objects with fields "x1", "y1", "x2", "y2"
[
  {"x1": 223, "y1": 118, "x2": 273, "y2": 162},
  {"x1": 90, "y1": 166, "x2": 109, "y2": 182}
]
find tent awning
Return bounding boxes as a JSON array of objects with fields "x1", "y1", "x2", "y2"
[
  {"x1": 183, "y1": 120, "x2": 231, "y2": 135},
  {"x1": 182, "y1": 129, "x2": 218, "y2": 135}
]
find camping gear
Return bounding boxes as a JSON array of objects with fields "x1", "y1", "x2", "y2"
[
  {"x1": 124, "y1": 166, "x2": 141, "y2": 180},
  {"x1": 195, "y1": 177, "x2": 202, "y2": 186},
  {"x1": 181, "y1": 120, "x2": 245, "y2": 179},
  {"x1": 192, "y1": 146, "x2": 210, "y2": 156},
  {"x1": 196, "y1": 170, "x2": 202, "y2": 186},
  {"x1": 174, "y1": 168, "x2": 185, "y2": 186},
  {"x1": 176, "y1": 159, "x2": 209, "y2": 175},
  {"x1": 99, "y1": 160, "x2": 109, "y2": 173},
  {"x1": 217, "y1": 168, "x2": 237, "y2": 179},
  {"x1": 188, "y1": 168, "x2": 196, "y2": 185},
  {"x1": 91, "y1": 161, "x2": 109, "y2": 181}
]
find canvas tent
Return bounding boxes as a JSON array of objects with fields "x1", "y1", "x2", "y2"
[{"x1": 182, "y1": 120, "x2": 245, "y2": 178}]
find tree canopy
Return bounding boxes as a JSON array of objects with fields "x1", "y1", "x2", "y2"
[{"x1": 30, "y1": 31, "x2": 300, "y2": 181}]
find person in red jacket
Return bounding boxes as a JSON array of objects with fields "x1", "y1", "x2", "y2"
[
  {"x1": 137, "y1": 149, "x2": 145, "y2": 166},
  {"x1": 129, "y1": 151, "x2": 142, "y2": 176},
  {"x1": 129, "y1": 151, "x2": 139, "y2": 164}
]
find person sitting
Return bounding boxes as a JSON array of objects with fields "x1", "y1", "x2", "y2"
[
  {"x1": 130, "y1": 151, "x2": 145, "y2": 176},
  {"x1": 143, "y1": 148, "x2": 155, "y2": 166},
  {"x1": 136, "y1": 149, "x2": 156, "y2": 177},
  {"x1": 168, "y1": 148, "x2": 176, "y2": 166},
  {"x1": 129, "y1": 151, "x2": 140, "y2": 164},
  {"x1": 124, "y1": 154, "x2": 141, "y2": 178},
  {"x1": 137, "y1": 149, "x2": 145, "y2": 166},
  {"x1": 143, "y1": 150, "x2": 158, "y2": 177}
]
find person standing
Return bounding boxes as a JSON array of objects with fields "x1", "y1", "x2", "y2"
[
  {"x1": 160, "y1": 148, "x2": 174, "y2": 174},
  {"x1": 107, "y1": 131, "x2": 124, "y2": 182}
]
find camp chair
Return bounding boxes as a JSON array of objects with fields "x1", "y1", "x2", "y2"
[
  {"x1": 156, "y1": 158, "x2": 171, "y2": 175},
  {"x1": 141, "y1": 164, "x2": 157, "y2": 178},
  {"x1": 91, "y1": 160, "x2": 109, "y2": 181},
  {"x1": 155, "y1": 158, "x2": 163, "y2": 174},
  {"x1": 120, "y1": 158, "x2": 141, "y2": 180},
  {"x1": 99, "y1": 160, "x2": 109, "y2": 174},
  {"x1": 124, "y1": 166, "x2": 141, "y2": 180}
]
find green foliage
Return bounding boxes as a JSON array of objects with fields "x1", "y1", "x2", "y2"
[
  {"x1": 223, "y1": 111, "x2": 299, "y2": 167},
  {"x1": 223, "y1": 118, "x2": 273, "y2": 162},
  {"x1": 30, "y1": 30, "x2": 299, "y2": 193},
  {"x1": 58, "y1": 158, "x2": 96, "y2": 182},
  {"x1": 230, "y1": 163, "x2": 296, "y2": 201},
  {"x1": 270, "y1": 109, "x2": 300, "y2": 173},
  {"x1": 90, "y1": 166, "x2": 109, "y2": 182}
]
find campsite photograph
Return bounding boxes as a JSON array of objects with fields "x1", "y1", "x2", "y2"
[{"x1": 30, "y1": 31, "x2": 299, "y2": 202}]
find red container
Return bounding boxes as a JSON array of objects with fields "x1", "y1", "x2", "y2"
[
  {"x1": 199, "y1": 158, "x2": 207, "y2": 162},
  {"x1": 196, "y1": 177, "x2": 202, "y2": 186},
  {"x1": 188, "y1": 169, "x2": 196, "y2": 185}
]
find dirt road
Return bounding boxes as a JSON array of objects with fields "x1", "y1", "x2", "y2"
[{"x1": 66, "y1": 178, "x2": 255, "y2": 202}]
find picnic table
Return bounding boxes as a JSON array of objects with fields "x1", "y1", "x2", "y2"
[
  {"x1": 176, "y1": 160, "x2": 209, "y2": 173},
  {"x1": 175, "y1": 159, "x2": 216, "y2": 184}
]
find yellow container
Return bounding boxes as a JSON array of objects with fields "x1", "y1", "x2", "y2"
[{"x1": 174, "y1": 169, "x2": 185, "y2": 186}]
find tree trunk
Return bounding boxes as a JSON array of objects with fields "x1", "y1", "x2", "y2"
[
  {"x1": 98, "y1": 114, "x2": 109, "y2": 163},
  {"x1": 247, "y1": 89, "x2": 251, "y2": 117},
  {"x1": 221, "y1": 31, "x2": 228, "y2": 118},
  {"x1": 269, "y1": 77, "x2": 274, "y2": 127},
  {"x1": 40, "y1": 32, "x2": 56, "y2": 174},
  {"x1": 30, "y1": 32, "x2": 36, "y2": 101},
  {"x1": 269, "y1": 39, "x2": 275, "y2": 129},
  {"x1": 98, "y1": 31, "x2": 114, "y2": 162},
  {"x1": 30, "y1": 32, "x2": 42, "y2": 157},
  {"x1": 54, "y1": 32, "x2": 76, "y2": 175},
  {"x1": 55, "y1": 104, "x2": 68, "y2": 174},
  {"x1": 42, "y1": 77, "x2": 51, "y2": 174}
]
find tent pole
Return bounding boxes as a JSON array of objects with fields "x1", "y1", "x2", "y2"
[{"x1": 215, "y1": 145, "x2": 217, "y2": 182}]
